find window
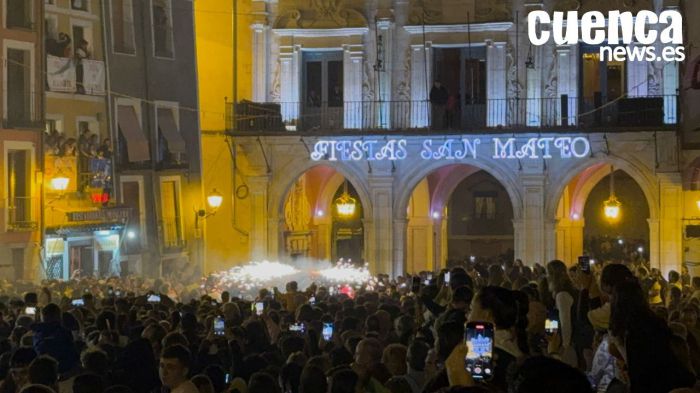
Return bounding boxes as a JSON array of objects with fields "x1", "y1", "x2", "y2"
[
  {"x1": 152, "y1": 0, "x2": 174, "y2": 58},
  {"x1": 6, "y1": 147, "x2": 33, "y2": 230},
  {"x1": 6, "y1": 0, "x2": 32, "y2": 29},
  {"x1": 112, "y1": 0, "x2": 135, "y2": 54},
  {"x1": 6, "y1": 48, "x2": 31, "y2": 126},
  {"x1": 71, "y1": 0, "x2": 88, "y2": 12},
  {"x1": 155, "y1": 104, "x2": 186, "y2": 166},
  {"x1": 160, "y1": 178, "x2": 183, "y2": 249},
  {"x1": 120, "y1": 176, "x2": 146, "y2": 250}
]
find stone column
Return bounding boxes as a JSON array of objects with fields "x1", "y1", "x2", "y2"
[
  {"x1": 521, "y1": 175, "x2": 546, "y2": 264},
  {"x1": 486, "y1": 40, "x2": 507, "y2": 127},
  {"x1": 407, "y1": 215, "x2": 433, "y2": 274},
  {"x1": 248, "y1": 176, "x2": 270, "y2": 261},
  {"x1": 513, "y1": 218, "x2": 525, "y2": 263},
  {"x1": 544, "y1": 219, "x2": 558, "y2": 263},
  {"x1": 648, "y1": 218, "x2": 660, "y2": 270},
  {"x1": 393, "y1": 217, "x2": 407, "y2": 277},
  {"x1": 657, "y1": 173, "x2": 683, "y2": 275},
  {"x1": 268, "y1": 217, "x2": 286, "y2": 261},
  {"x1": 314, "y1": 215, "x2": 332, "y2": 260},
  {"x1": 279, "y1": 44, "x2": 301, "y2": 123},
  {"x1": 251, "y1": 23, "x2": 269, "y2": 103},
  {"x1": 410, "y1": 43, "x2": 431, "y2": 128},
  {"x1": 343, "y1": 44, "x2": 364, "y2": 129},
  {"x1": 368, "y1": 176, "x2": 394, "y2": 274}
]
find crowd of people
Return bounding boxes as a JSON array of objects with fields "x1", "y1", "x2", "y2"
[{"x1": 0, "y1": 257, "x2": 698, "y2": 393}]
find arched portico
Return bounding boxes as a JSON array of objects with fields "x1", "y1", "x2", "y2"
[
  {"x1": 394, "y1": 159, "x2": 524, "y2": 275},
  {"x1": 546, "y1": 153, "x2": 682, "y2": 274}
]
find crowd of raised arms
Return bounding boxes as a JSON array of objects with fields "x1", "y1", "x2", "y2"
[{"x1": 0, "y1": 258, "x2": 699, "y2": 393}]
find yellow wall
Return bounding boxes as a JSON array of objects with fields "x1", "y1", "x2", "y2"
[{"x1": 195, "y1": 0, "x2": 254, "y2": 273}]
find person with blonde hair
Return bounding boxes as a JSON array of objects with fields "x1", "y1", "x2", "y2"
[{"x1": 546, "y1": 260, "x2": 578, "y2": 367}]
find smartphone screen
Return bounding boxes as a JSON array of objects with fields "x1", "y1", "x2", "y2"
[
  {"x1": 578, "y1": 256, "x2": 591, "y2": 273},
  {"x1": 309, "y1": 296, "x2": 316, "y2": 305},
  {"x1": 465, "y1": 322, "x2": 494, "y2": 380},
  {"x1": 214, "y1": 316, "x2": 225, "y2": 336},
  {"x1": 24, "y1": 307, "x2": 36, "y2": 315},
  {"x1": 71, "y1": 299, "x2": 84, "y2": 307},
  {"x1": 225, "y1": 373, "x2": 231, "y2": 384},
  {"x1": 255, "y1": 302, "x2": 264, "y2": 316},
  {"x1": 290, "y1": 322, "x2": 306, "y2": 333},
  {"x1": 147, "y1": 294, "x2": 161, "y2": 303},
  {"x1": 444, "y1": 271, "x2": 451, "y2": 285},
  {"x1": 322, "y1": 322, "x2": 333, "y2": 341},
  {"x1": 545, "y1": 319, "x2": 559, "y2": 335}
]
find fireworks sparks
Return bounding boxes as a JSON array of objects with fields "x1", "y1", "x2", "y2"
[
  {"x1": 318, "y1": 260, "x2": 372, "y2": 284},
  {"x1": 205, "y1": 259, "x2": 375, "y2": 298}
]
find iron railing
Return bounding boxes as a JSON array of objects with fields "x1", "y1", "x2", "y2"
[
  {"x1": 6, "y1": 196, "x2": 37, "y2": 231},
  {"x1": 227, "y1": 95, "x2": 678, "y2": 134}
]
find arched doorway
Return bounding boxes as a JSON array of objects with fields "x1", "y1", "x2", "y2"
[
  {"x1": 404, "y1": 164, "x2": 515, "y2": 273},
  {"x1": 554, "y1": 163, "x2": 651, "y2": 265},
  {"x1": 280, "y1": 165, "x2": 365, "y2": 263}
]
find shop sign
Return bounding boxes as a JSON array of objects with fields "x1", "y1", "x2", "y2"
[
  {"x1": 66, "y1": 207, "x2": 131, "y2": 222},
  {"x1": 309, "y1": 137, "x2": 591, "y2": 162}
]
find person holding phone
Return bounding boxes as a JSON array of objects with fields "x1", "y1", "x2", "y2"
[
  {"x1": 465, "y1": 286, "x2": 530, "y2": 390},
  {"x1": 546, "y1": 260, "x2": 579, "y2": 368}
]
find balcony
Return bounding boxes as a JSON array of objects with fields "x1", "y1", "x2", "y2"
[
  {"x1": 226, "y1": 95, "x2": 678, "y2": 135},
  {"x1": 3, "y1": 92, "x2": 42, "y2": 130},
  {"x1": 6, "y1": 197, "x2": 37, "y2": 231},
  {"x1": 46, "y1": 56, "x2": 105, "y2": 96}
]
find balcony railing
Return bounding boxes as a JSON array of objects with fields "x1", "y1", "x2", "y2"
[
  {"x1": 227, "y1": 95, "x2": 678, "y2": 135},
  {"x1": 6, "y1": 197, "x2": 37, "y2": 231},
  {"x1": 46, "y1": 56, "x2": 105, "y2": 96}
]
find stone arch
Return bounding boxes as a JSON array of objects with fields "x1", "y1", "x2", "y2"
[
  {"x1": 545, "y1": 154, "x2": 659, "y2": 223},
  {"x1": 315, "y1": 172, "x2": 345, "y2": 217},
  {"x1": 268, "y1": 159, "x2": 373, "y2": 221},
  {"x1": 394, "y1": 159, "x2": 524, "y2": 221}
]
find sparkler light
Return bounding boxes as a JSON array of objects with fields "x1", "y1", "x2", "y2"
[{"x1": 318, "y1": 260, "x2": 372, "y2": 284}]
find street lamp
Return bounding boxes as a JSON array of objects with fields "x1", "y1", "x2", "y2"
[
  {"x1": 207, "y1": 189, "x2": 223, "y2": 210},
  {"x1": 603, "y1": 166, "x2": 621, "y2": 222},
  {"x1": 50, "y1": 176, "x2": 70, "y2": 192},
  {"x1": 335, "y1": 181, "x2": 356, "y2": 218},
  {"x1": 195, "y1": 189, "x2": 224, "y2": 229}
]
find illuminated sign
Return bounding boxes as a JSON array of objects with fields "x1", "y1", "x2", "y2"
[{"x1": 309, "y1": 137, "x2": 590, "y2": 161}]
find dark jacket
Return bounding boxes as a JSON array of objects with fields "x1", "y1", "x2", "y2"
[
  {"x1": 31, "y1": 321, "x2": 79, "y2": 374},
  {"x1": 626, "y1": 315, "x2": 695, "y2": 393}
]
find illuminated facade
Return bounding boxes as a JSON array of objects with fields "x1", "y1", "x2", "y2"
[
  {"x1": 0, "y1": 0, "x2": 44, "y2": 280},
  {"x1": 41, "y1": 0, "x2": 202, "y2": 279},
  {"x1": 198, "y1": 0, "x2": 700, "y2": 276}
]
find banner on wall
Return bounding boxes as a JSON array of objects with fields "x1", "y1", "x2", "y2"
[
  {"x1": 82, "y1": 59, "x2": 106, "y2": 95},
  {"x1": 47, "y1": 55, "x2": 76, "y2": 93}
]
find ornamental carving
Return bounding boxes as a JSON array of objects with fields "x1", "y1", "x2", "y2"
[
  {"x1": 274, "y1": 0, "x2": 367, "y2": 28},
  {"x1": 408, "y1": 0, "x2": 509, "y2": 24},
  {"x1": 555, "y1": 0, "x2": 653, "y2": 12}
]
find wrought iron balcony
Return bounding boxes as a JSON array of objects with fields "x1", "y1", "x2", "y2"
[
  {"x1": 226, "y1": 95, "x2": 678, "y2": 135},
  {"x1": 6, "y1": 196, "x2": 37, "y2": 231}
]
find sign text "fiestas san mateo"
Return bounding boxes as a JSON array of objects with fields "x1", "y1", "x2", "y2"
[{"x1": 309, "y1": 137, "x2": 590, "y2": 162}]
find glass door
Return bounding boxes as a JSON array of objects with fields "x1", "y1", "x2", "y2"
[{"x1": 302, "y1": 51, "x2": 343, "y2": 130}]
